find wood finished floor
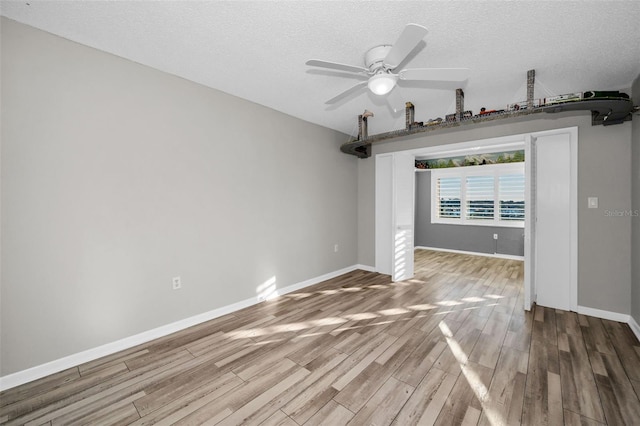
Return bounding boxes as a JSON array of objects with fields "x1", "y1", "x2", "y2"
[{"x1": 2, "y1": 249, "x2": 640, "y2": 425}]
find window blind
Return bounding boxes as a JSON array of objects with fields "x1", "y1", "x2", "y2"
[
  {"x1": 436, "y1": 177, "x2": 461, "y2": 219},
  {"x1": 466, "y1": 175, "x2": 495, "y2": 220},
  {"x1": 499, "y1": 174, "x2": 525, "y2": 220},
  {"x1": 429, "y1": 163, "x2": 525, "y2": 227}
]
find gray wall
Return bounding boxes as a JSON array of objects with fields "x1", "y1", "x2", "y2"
[
  {"x1": 0, "y1": 18, "x2": 358, "y2": 375},
  {"x1": 415, "y1": 171, "x2": 524, "y2": 256},
  {"x1": 632, "y1": 74, "x2": 640, "y2": 325},
  {"x1": 358, "y1": 113, "x2": 632, "y2": 315}
]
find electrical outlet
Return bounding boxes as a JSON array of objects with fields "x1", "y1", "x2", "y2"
[
  {"x1": 334, "y1": 244, "x2": 339, "y2": 253},
  {"x1": 172, "y1": 276, "x2": 182, "y2": 290},
  {"x1": 493, "y1": 234, "x2": 498, "y2": 240}
]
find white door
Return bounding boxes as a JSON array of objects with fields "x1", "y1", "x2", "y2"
[
  {"x1": 375, "y1": 154, "x2": 393, "y2": 275},
  {"x1": 392, "y1": 152, "x2": 415, "y2": 281},
  {"x1": 524, "y1": 136, "x2": 535, "y2": 310},
  {"x1": 534, "y1": 131, "x2": 575, "y2": 311}
]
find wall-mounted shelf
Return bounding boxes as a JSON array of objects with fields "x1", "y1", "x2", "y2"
[
  {"x1": 340, "y1": 70, "x2": 635, "y2": 158},
  {"x1": 341, "y1": 98, "x2": 635, "y2": 159}
]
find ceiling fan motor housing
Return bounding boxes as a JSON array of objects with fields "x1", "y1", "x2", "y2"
[{"x1": 365, "y1": 45, "x2": 393, "y2": 72}]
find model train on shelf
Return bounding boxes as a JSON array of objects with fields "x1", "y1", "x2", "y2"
[
  {"x1": 416, "y1": 90, "x2": 632, "y2": 126},
  {"x1": 508, "y1": 90, "x2": 629, "y2": 110}
]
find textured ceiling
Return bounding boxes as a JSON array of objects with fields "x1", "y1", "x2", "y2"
[{"x1": 2, "y1": 1, "x2": 639, "y2": 137}]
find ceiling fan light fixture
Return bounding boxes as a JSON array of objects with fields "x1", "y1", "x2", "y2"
[{"x1": 368, "y1": 73, "x2": 397, "y2": 95}]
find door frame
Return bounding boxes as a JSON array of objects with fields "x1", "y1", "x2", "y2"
[
  {"x1": 375, "y1": 153, "x2": 394, "y2": 276},
  {"x1": 374, "y1": 127, "x2": 578, "y2": 311}
]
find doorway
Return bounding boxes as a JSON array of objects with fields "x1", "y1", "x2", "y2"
[{"x1": 374, "y1": 127, "x2": 578, "y2": 311}]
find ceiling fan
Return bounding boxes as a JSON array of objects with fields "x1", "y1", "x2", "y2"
[{"x1": 306, "y1": 24, "x2": 470, "y2": 105}]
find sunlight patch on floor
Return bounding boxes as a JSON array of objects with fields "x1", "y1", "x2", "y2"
[
  {"x1": 407, "y1": 303, "x2": 438, "y2": 311},
  {"x1": 343, "y1": 312, "x2": 379, "y2": 321},
  {"x1": 378, "y1": 308, "x2": 410, "y2": 316},
  {"x1": 437, "y1": 300, "x2": 463, "y2": 306},
  {"x1": 461, "y1": 296, "x2": 487, "y2": 303},
  {"x1": 439, "y1": 320, "x2": 504, "y2": 426}
]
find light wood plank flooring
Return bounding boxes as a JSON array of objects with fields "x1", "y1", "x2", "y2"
[{"x1": 2, "y1": 249, "x2": 640, "y2": 425}]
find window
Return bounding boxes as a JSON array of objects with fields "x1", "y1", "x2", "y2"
[
  {"x1": 466, "y1": 175, "x2": 494, "y2": 220},
  {"x1": 431, "y1": 163, "x2": 524, "y2": 227},
  {"x1": 499, "y1": 174, "x2": 525, "y2": 221},
  {"x1": 437, "y1": 177, "x2": 461, "y2": 219}
]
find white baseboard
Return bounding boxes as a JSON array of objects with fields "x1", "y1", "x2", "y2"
[
  {"x1": 267, "y1": 264, "x2": 371, "y2": 299},
  {"x1": 629, "y1": 316, "x2": 640, "y2": 343},
  {"x1": 0, "y1": 296, "x2": 257, "y2": 391},
  {"x1": 354, "y1": 264, "x2": 376, "y2": 273},
  {"x1": 415, "y1": 246, "x2": 525, "y2": 261},
  {"x1": 576, "y1": 305, "x2": 630, "y2": 323},
  {"x1": 576, "y1": 306, "x2": 640, "y2": 343},
  {"x1": 0, "y1": 264, "x2": 371, "y2": 391}
]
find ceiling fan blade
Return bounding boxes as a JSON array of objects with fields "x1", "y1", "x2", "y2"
[
  {"x1": 306, "y1": 59, "x2": 369, "y2": 74},
  {"x1": 398, "y1": 68, "x2": 470, "y2": 82},
  {"x1": 325, "y1": 81, "x2": 368, "y2": 104},
  {"x1": 383, "y1": 24, "x2": 428, "y2": 69},
  {"x1": 386, "y1": 88, "x2": 405, "y2": 114}
]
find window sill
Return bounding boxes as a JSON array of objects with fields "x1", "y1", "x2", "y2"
[{"x1": 431, "y1": 220, "x2": 524, "y2": 229}]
